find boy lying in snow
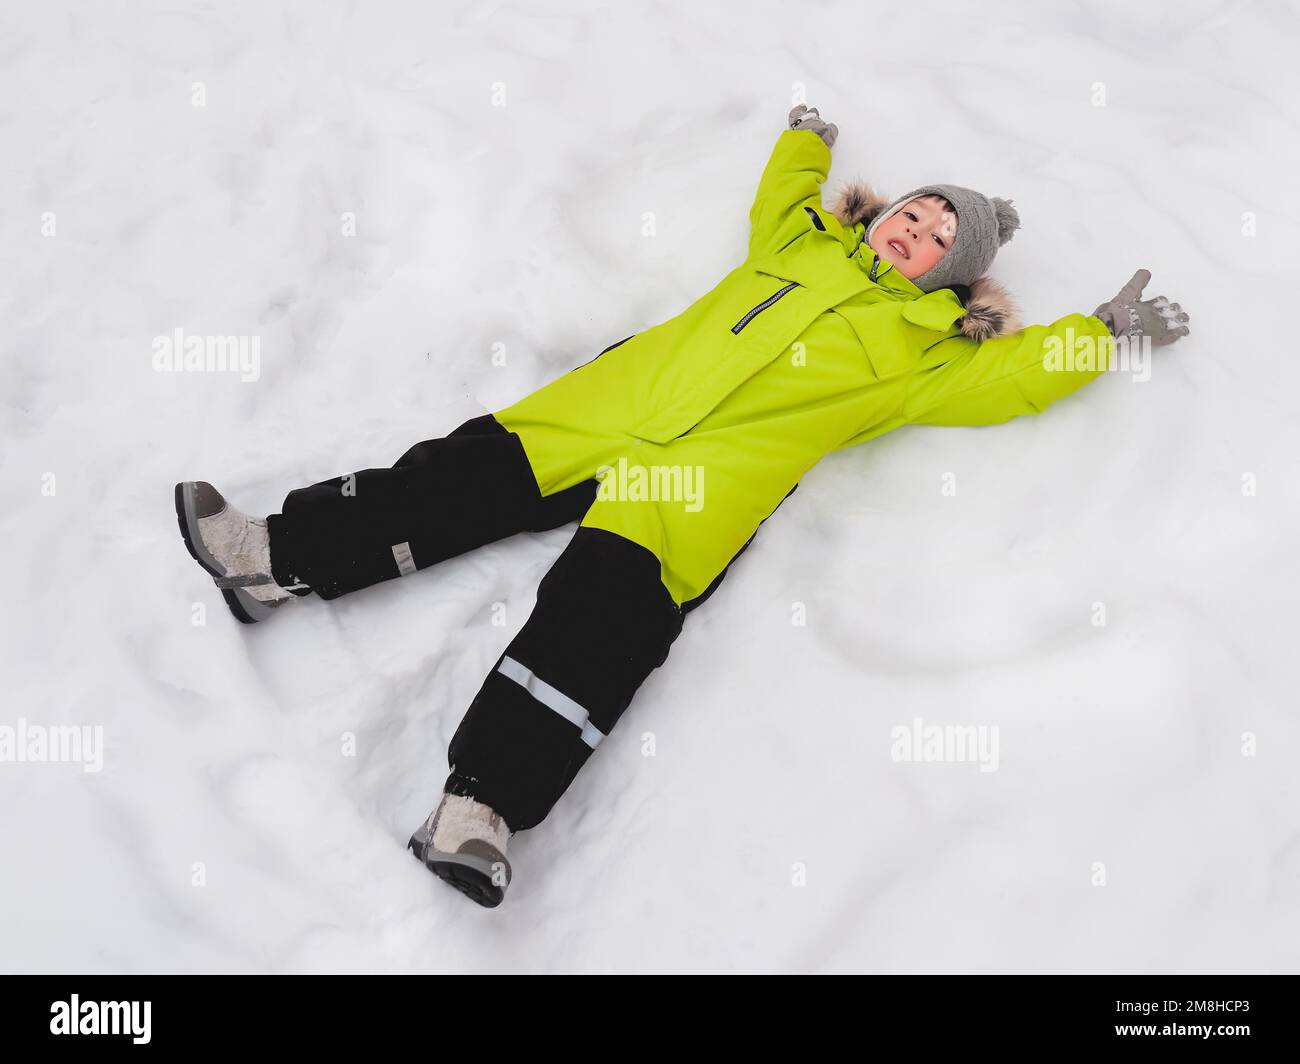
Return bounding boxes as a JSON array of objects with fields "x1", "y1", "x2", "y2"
[{"x1": 175, "y1": 104, "x2": 1191, "y2": 907}]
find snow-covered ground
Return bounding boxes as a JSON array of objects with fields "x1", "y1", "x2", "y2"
[{"x1": 2, "y1": 0, "x2": 1298, "y2": 973}]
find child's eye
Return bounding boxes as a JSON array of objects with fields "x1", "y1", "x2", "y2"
[
  {"x1": 933, "y1": 234, "x2": 946, "y2": 248},
  {"x1": 905, "y1": 211, "x2": 918, "y2": 221}
]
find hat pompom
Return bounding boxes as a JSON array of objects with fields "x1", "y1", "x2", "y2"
[{"x1": 992, "y1": 197, "x2": 1020, "y2": 246}]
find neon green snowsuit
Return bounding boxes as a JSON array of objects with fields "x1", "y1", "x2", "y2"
[{"x1": 492, "y1": 129, "x2": 1115, "y2": 606}]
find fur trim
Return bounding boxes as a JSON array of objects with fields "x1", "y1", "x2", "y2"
[
  {"x1": 958, "y1": 276, "x2": 1021, "y2": 341},
  {"x1": 828, "y1": 179, "x2": 891, "y2": 229},
  {"x1": 431, "y1": 793, "x2": 510, "y2": 852}
]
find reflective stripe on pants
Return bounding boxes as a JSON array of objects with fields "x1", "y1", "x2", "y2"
[{"x1": 445, "y1": 526, "x2": 685, "y2": 832}]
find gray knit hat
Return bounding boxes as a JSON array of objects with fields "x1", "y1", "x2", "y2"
[{"x1": 865, "y1": 184, "x2": 1020, "y2": 293}]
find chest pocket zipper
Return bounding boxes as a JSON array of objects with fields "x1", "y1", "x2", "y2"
[
  {"x1": 803, "y1": 206, "x2": 827, "y2": 231},
  {"x1": 731, "y1": 281, "x2": 799, "y2": 334}
]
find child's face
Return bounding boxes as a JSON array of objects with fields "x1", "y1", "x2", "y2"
[{"x1": 868, "y1": 195, "x2": 957, "y2": 279}]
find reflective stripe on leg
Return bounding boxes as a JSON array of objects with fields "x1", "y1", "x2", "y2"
[
  {"x1": 497, "y1": 655, "x2": 607, "y2": 749},
  {"x1": 392, "y1": 541, "x2": 417, "y2": 576}
]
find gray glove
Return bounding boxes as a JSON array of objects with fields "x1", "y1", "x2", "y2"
[
  {"x1": 1092, "y1": 269, "x2": 1191, "y2": 346},
  {"x1": 788, "y1": 104, "x2": 838, "y2": 149}
]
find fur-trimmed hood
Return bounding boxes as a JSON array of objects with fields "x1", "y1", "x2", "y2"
[{"x1": 828, "y1": 180, "x2": 1022, "y2": 342}]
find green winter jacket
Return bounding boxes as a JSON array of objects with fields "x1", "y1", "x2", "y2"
[{"x1": 492, "y1": 128, "x2": 1115, "y2": 606}]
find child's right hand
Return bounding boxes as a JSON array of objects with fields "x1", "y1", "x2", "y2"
[
  {"x1": 1092, "y1": 268, "x2": 1191, "y2": 347},
  {"x1": 788, "y1": 104, "x2": 838, "y2": 149}
]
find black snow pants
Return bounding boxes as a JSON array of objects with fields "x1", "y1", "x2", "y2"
[{"x1": 266, "y1": 413, "x2": 790, "y2": 832}]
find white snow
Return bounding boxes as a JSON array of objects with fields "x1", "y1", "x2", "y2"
[{"x1": 2, "y1": 0, "x2": 1298, "y2": 973}]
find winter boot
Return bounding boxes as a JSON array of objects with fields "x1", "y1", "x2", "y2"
[
  {"x1": 174, "y1": 481, "x2": 309, "y2": 624},
  {"x1": 408, "y1": 793, "x2": 513, "y2": 908}
]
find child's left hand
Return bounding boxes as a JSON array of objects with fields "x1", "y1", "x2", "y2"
[{"x1": 1093, "y1": 268, "x2": 1191, "y2": 347}]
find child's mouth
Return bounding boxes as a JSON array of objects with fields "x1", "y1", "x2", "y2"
[{"x1": 887, "y1": 239, "x2": 909, "y2": 260}]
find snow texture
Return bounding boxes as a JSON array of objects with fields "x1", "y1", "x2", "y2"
[{"x1": 1, "y1": 0, "x2": 1298, "y2": 973}]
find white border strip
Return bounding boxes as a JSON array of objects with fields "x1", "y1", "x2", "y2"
[{"x1": 391, "y1": 541, "x2": 417, "y2": 577}]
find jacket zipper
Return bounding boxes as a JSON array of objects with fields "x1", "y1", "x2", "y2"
[
  {"x1": 856, "y1": 226, "x2": 884, "y2": 282},
  {"x1": 731, "y1": 281, "x2": 799, "y2": 334}
]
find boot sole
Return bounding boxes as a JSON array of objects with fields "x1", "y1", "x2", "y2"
[
  {"x1": 407, "y1": 830, "x2": 508, "y2": 909},
  {"x1": 173, "y1": 482, "x2": 280, "y2": 625}
]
